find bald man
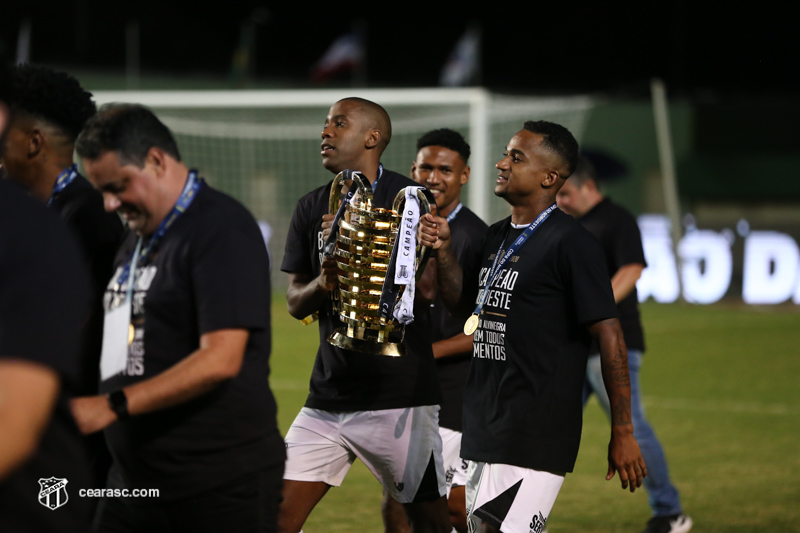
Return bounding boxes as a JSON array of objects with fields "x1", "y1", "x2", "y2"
[{"x1": 279, "y1": 98, "x2": 451, "y2": 533}]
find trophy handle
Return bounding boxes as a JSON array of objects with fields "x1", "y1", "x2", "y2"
[
  {"x1": 325, "y1": 170, "x2": 373, "y2": 257},
  {"x1": 392, "y1": 187, "x2": 434, "y2": 282},
  {"x1": 301, "y1": 170, "x2": 375, "y2": 326},
  {"x1": 328, "y1": 169, "x2": 373, "y2": 216}
]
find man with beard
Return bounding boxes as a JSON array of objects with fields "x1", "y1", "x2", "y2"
[
  {"x1": 421, "y1": 121, "x2": 646, "y2": 533},
  {"x1": 70, "y1": 104, "x2": 284, "y2": 533}
]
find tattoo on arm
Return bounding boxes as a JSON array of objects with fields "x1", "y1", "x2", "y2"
[
  {"x1": 594, "y1": 320, "x2": 633, "y2": 428},
  {"x1": 611, "y1": 396, "x2": 632, "y2": 426},
  {"x1": 435, "y1": 246, "x2": 463, "y2": 310}
]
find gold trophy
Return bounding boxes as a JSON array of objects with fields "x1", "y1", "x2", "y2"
[{"x1": 325, "y1": 170, "x2": 432, "y2": 356}]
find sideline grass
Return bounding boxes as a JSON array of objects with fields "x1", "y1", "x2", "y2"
[{"x1": 270, "y1": 297, "x2": 800, "y2": 532}]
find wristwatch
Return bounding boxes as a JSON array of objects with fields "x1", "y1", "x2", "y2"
[{"x1": 108, "y1": 389, "x2": 130, "y2": 420}]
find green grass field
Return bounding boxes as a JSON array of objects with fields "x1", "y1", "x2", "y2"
[{"x1": 269, "y1": 297, "x2": 800, "y2": 532}]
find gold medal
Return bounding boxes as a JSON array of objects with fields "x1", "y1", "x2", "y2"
[
  {"x1": 128, "y1": 324, "x2": 135, "y2": 345},
  {"x1": 464, "y1": 314, "x2": 479, "y2": 335}
]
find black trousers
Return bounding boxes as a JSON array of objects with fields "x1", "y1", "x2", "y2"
[{"x1": 94, "y1": 462, "x2": 284, "y2": 533}]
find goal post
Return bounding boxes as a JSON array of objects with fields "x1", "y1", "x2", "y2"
[{"x1": 90, "y1": 88, "x2": 597, "y2": 287}]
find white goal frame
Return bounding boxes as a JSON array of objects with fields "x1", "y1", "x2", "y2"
[{"x1": 92, "y1": 88, "x2": 596, "y2": 223}]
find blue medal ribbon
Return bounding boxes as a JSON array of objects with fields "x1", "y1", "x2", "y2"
[
  {"x1": 112, "y1": 170, "x2": 203, "y2": 298},
  {"x1": 472, "y1": 203, "x2": 558, "y2": 317},
  {"x1": 371, "y1": 163, "x2": 385, "y2": 192},
  {"x1": 46, "y1": 164, "x2": 79, "y2": 207},
  {"x1": 445, "y1": 202, "x2": 463, "y2": 223}
]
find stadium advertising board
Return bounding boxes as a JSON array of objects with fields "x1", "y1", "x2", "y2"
[{"x1": 638, "y1": 215, "x2": 800, "y2": 305}]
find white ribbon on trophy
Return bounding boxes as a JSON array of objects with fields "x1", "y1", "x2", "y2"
[{"x1": 393, "y1": 186, "x2": 422, "y2": 324}]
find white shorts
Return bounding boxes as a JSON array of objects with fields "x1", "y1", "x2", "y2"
[
  {"x1": 465, "y1": 461, "x2": 565, "y2": 533},
  {"x1": 284, "y1": 406, "x2": 446, "y2": 504},
  {"x1": 440, "y1": 427, "x2": 468, "y2": 497}
]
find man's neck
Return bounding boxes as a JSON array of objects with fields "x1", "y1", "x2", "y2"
[
  {"x1": 144, "y1": 164, "x2": 192, "y2": 236},
  {"x1": 509, "y1": 197, "x2": 556, "y2": 226},
  {"x1": 439, "y1": 198, "x2": 461, "y2": 219},
  {"x1": 582, "y1": 192, "x2": 604, "y2": 217},
  {"x1": 30, "y1": 156, "x2": 76, "y2": 203},
  {"x1": 341, "y1": 160, "x2": 380, "y2": 184}
]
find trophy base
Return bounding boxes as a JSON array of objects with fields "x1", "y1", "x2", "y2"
[{"x1": 328, "y1": 330, "x2": 405, "y2": 357}]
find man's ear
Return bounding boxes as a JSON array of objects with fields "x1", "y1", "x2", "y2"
[
  {"x1": 541, "y1": 170, "x2": 560, "y2": 188},
  {"x1": 461, "y1": 165, "x2": 471, "y2": 185},
  {"x1": 365, "y1": 128, "x2": 382, "y2": 150},
  {"x1": 144, "y1": 146, "x2": 168, "y2": 177},
  {"x1": 27, "y1": 128, "x2": 45, "y2": 158}
]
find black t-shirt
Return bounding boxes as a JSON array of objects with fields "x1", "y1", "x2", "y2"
[
  {"x1": 0, "y1": 180, "x2": 93, "y2": 533},
  {"x1": 52, "y1": 174, "x2": 125, "y2": 394},
  {"x1": 100, "y1": 183, "x2": 284, "y2": 501},
  {"x1": 281, "y1": 169, "x2": 441, "y2": 411},
  {"x1": 460, "y1": 210, "x2": 617, "y2": 473},
  {"x1": 578, "y1": 198, "x2": 646, "y2": 352},
  {"x1": 433, "y1": 206, "x2": 487, "y2": 431}
]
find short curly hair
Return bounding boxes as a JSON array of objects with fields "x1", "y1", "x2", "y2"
[
  {"x1": 9, "y1": 64, "x2": 96, "y2": 142},
  {"x1": 416, "y1": 128, "x2": 470, "y2": 163},
  {"x1": 522, "y1": 120, "x2": 579, "y2": 177}
]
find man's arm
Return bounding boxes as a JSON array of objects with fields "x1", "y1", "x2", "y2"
[
  {"x1": 610, "y1": 263, "x2": 644, "y2": 303},
  {"x1": 70, "y1": 328, "x2": 248, "y2": 434},
  {"x1": 432, "y1": 333, "x2": 473, "y2": 359},
  {"x1": 286, "y1": 213, "x2": 340, "y2": 320},
  {"x1": 415, "y1": 256, "x2": 437, "y2": 306},
  {"x1": 588, "y1": 318, "x2": 647, "y2": 492},
  {"x1": 420, "y1": 213, "x2": 464, "y2": 312},
  {"x1": 286, "y1": 266, "x2": 338, "y2": 320},
  {"x1": 0, "y1": 360, "x2": 59, "y2": 480}
]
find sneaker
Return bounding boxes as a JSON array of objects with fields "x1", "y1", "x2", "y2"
[{"x1": 640, "y1": 514, "x2": 693, "y2": 533}]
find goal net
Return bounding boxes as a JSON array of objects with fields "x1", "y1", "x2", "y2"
[{"x1": 91, "y1": 89, "x2": 597, "y2": 288}]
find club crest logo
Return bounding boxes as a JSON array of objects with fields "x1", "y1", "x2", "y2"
[
  {"x1": 38, "y1": 477, "x2": 69, "y2": 510},
  {"x1": 445, "y1": 466, "x2": 456, "y2": 484}
]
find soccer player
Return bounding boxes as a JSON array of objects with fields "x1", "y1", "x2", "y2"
[
  {"x1": 1, "y1": 64, "x2": 125, "y2": 490},
  {"x1": 1, "y1": 66, "x2": 124, "y2": 374},
  {"x1": 70, "y1": 104, "x2": 285, "y2": 533},
  {"x1": 421, "y1": 121, "x2": 646, "y2": 533},
  {"x1": 0, "y1": 57, "x2": 94, "y2": 533},
  {"x1": 382, "y1": 128, "x2": 487, "y2": 533},
  {"x1": 279, "y1": 98, "x2": 451, "y2": 533},
  {"x1": 557, "y1": 156, "x2": 692, "y2": 533}
]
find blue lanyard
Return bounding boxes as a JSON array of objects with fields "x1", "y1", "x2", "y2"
[
  {"x1": 371, "y1": 163, "x2": 384, "y2": 192},
  {"x1": 472, "y1": 203, "x2": 557, "y2": 316},
  {"x1": 114, "y1": 170, "x2": 203, "y2": 293},
  {"x1": 446, "y1": 202, "x2": 463, "y2": 223},
  {"x1": 46, "y1": 164, "x2": 78, "y2": 207}
]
